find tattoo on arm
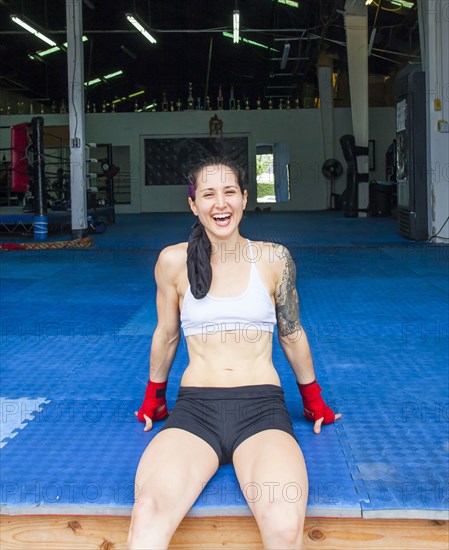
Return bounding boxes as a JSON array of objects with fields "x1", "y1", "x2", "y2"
[{"x1": 273, "y1": 244, "x2": 302, "y2": 340}]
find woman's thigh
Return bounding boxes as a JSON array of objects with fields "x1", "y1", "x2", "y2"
[
  {"x1": 134, "y1": 427, "x2": 220, "y2": 519},
  {"x1": 232, "y1": 429, "x2": 308, "y2": 518}
]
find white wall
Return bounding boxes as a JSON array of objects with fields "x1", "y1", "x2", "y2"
[{"x1": 0, "y1": 107, "x2": 396, "y2": 213}]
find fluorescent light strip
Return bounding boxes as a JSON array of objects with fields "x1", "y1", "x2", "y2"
[
  {"x1": 233, "y1": 10, "x2": 240, "y2": 44},
  {"x1": 222, "y1": 32, "x2": 278, "y2": 51},
  {"x1": 85, "y1": 78, "x2": 102, "y2": 87},
  {"x1": 390, "y1": 0, "x2": 414, "y2": 7},
  {"x1": 277, "y1": 0, "x2": 299, "y2": 8},
  {"x1": 36, "y1": 36, "x2": 88, "y2": 57},
  {"x1": 104, "y1": 70, "x2": 123, "y2": 79},
  {"x1": 126, "y1": 14, "x2": 157, "y2": 44},
  {"x1": 11, "y1": 15, "x2": 56, "y2": 46},
  {"x1": 84, "y1": 69, "x2": 124, "y2": 87},
  {"x1": 112, "y1": 90, "x2": 146, "y2": 104}
]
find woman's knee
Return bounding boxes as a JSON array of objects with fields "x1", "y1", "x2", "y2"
[{"x1": 256, "y1": 504, "x2": 305, "y2": 546}]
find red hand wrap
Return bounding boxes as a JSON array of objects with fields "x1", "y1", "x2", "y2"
[
  {"x1": 137, "y1": 380, "x2": 168, "y2": 422},
  {"x1": 298, "y1": 380, "x2": 336, "y2": 424}
]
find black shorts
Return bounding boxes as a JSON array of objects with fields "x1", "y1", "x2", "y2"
[{"x1": 159, "y1": 384, "x2": 297, "y2": 465}]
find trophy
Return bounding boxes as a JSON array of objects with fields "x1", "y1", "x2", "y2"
[
  {"x1": 217, "y1": 85, "x2": 223, "y2": 110},
  {"x1": 229, "y1": 86, "x2": 235, "y2": 110},
  {"x1": 102, "y1": 100, "x2": 107, "y2": 113},
  {"x1": 112, "y1": 102, "x2": 116, "y2": 113},
  {"x1": 134, "y1": 100, "x2": 139, "y2": 112},
  {"x1": 176, "y1": 98, "x2": 182, "y2": 111},
  {"x1": 162, "y1": 91, "x2": 168, "y2": 112},
  {"x1": 86, "y1": 100, "x2": 91, "y2": 113},
  {"x1": 245, "y1": 98, "x2": 250, "y2": 110},
  {"x1": 187, "y1": 83, "x2": 194, "y2": 110},
  {"x1": 236, "y1": 99, "x2": 241, "y2": 110},
  {"x1": 60, "y1": 100, "x2": 67, "y2": 114},
  {"x1": 268, "y1": 98, "x2": 273, "y2": 110},
  {"x1": 278, "y1": 99, "x2": 284, "y2": 109},
  {"x1": 170, "y1": 100, "x2": 175, "y2": 112},
  {"x1": 92, "y1": 102, "x2": 97, "y2": 113},
  {"x1": 256, "y1": 97, "x2": 262, "y2": 110},
  {"x1": 151, "y1": 100, "x2": 157, "y2": 112},
  {"x1": 205, "y1": 96, "x2": 211, "y2": 110},
  {"x1": 51, "y1": 100, "x2": 57, "y2": 113},
  {"x1": 286, "y1": 98, "x2": 291, "y2": 109},
  {"x1": 196, "y1": 97, "x2": 202, "y2": 110},
  {"x1": 295, "y1": 97, "x2": 300, "y2": 109}
]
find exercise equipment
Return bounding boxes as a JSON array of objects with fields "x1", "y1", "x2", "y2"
[
  {"x1": 322, "y1": 159, "x2": 343, "y2": 210},
  {"x1": 10, "y1": 123, "x2": 30, "y2": 193}
]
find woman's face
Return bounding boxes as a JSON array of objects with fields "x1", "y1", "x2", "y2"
[{"x1": 188, "y1": 164, "x2": 247, "y2": 239}]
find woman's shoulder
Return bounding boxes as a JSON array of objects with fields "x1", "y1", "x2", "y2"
[
  {"x1": 248, "y1": 240, "x2": 294, "y2": 266},
  {"x1": 156, "y1": 242, "x2": 188, "y2": 272}
]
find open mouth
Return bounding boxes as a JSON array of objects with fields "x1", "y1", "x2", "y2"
[{"x1": 212, "y1": 213, "x2": 232, "y2": 226}]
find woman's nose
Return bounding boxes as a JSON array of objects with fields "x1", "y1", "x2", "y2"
[{"x1": 215, "y1": 193, "x2": 226, "y2": 207}]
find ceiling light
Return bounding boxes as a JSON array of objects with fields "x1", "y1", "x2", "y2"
[
  {"x1": 365, "y1": 0, "x2": 374, "y2": 5},
  {"x1": 126, "y1": 13, "x2": 157, "y2": 44},
  {"x1": 222, "y1": 32, "x2": 278, "y2": 51},
  {"x1": 11, "y1": 14, "x2": 56, "y2": 47},
  {"x1": 121, "y1": 45, "x2": 137, "y2": 59},
  {"x1": 390, "y1": 0, "x2": 414, "y2": 7},
  {"x1": 37, "y1": 45, "x2": 60, "y2": 57},
  {"x1": 34, "y1": 36, "x2": 88, "y2": 58},
  {"x1": 233, "y1": 10, "x2": 240, "y2": 44},
  {"x1": 277, "y1": 0, "x2": 299, "y2": 7},
  {"x1": 128, "y1": 90, "x2": 145, "y2": 98},
  {"x1": 85, "y1": 78, "x2": 102, "y2": 87},
  {"x1": 368, "y1": 28, "x2": 376, "y2": 55},
  {"x1": 104, "y1": 70, "x2": 123, "y2": 80},
  {"x1": 280, "y1": 43, "x2": 290, "y2": 69}
]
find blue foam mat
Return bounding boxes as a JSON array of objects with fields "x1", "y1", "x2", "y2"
[{"x1": 1, "y1": 212, "x2": 448, "y2": 518}]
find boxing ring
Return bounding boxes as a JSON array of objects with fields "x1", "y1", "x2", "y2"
[
  {"x1": 1, "y1": 212, "x2": 448, "y2": 548},
  {"x1": 0, "y1": 118, "x2": 116, "y2": 240}
]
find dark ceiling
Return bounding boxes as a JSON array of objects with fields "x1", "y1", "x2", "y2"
[{"x1": 0, "y1": 0, "x2": 420, "y2": 111}]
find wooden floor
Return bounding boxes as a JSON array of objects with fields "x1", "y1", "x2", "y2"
[{"x1": 1, "y1": 515, "x2": 448, "y2": 549}]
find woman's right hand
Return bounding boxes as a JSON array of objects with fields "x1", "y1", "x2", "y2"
[{"x1": 135, "y1": 380, "x2": 169, "y2": 431}]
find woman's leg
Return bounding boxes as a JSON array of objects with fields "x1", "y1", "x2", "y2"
[
  {"x1": 233, "y1": 430, "x2": 308, "y2": 550},
  {"x1": 127, "y1": 428, "x2": 219, "y2": 549}
]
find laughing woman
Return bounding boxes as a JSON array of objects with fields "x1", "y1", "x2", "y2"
[{"x1": 128, "y1": 157, "x2": 340, "y2": 550}]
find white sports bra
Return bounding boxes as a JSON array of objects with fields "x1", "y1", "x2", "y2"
[{"x1": 180, "y1": 240, "x2": 277, "y2": 337}]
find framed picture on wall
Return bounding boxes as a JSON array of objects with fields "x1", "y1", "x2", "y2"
[
  {"x1": 144, "y1": 137, "x2": 249, "y2": 186},
  {"x1": 369, "y1": 140, "x2": 376, "y2": 171}
]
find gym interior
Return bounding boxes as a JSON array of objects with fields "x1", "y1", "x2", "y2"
[{"x1": 0, "y1": 1, "x2": 448, "y2": 548}]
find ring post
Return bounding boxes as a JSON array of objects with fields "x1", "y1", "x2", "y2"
[{"x1": 32, "y1": 116, "x2": 48, "y2": 240}]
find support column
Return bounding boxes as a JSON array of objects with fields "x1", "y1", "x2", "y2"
[
  {"x1": 318, "y1": 56, "x2": 335, "y2": 161},
  {"x1": 66, "y1": 0, "x2": 88, "y2": 239},
  {"x1": 344, "y1": 1, "x2": 369, "y2": 213},
  {"x1": 419, "y1": 0, "x2": 449, "y2": 242},
  {"x1": 318, "y1": 55, "x2": 335, "y2": 209}
]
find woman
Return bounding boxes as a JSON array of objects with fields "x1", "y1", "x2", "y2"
[{"x1": 128, "y1": 158, "x2": 340, "y2": 549}]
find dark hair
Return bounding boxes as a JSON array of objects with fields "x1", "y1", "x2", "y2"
[{"x1": 187, "y1": 157, "x2": 245, "y2": 299}]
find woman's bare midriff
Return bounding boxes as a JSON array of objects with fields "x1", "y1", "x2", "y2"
[{"x1": 180, "y1": 330, "x2": 281, "y2": 387}]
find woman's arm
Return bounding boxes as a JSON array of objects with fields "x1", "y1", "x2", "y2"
[
  {"x1": 272, "y1": 243, "x2": 315, "y2": 384},
  {"x1": 149, "y1": 246, "x2": 182, "y2": 382},
  {"x1": 136, "y1": 246, "x2": 182, "y2": 430},
  {"x1": 272, "y1": 244, "x2": 341, "y2": 432}
]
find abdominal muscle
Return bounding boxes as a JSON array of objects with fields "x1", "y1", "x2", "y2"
[{"x1": 180, "y1": 330, "x2": 281, "y2": 387}]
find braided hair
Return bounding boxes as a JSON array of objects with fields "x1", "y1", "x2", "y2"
[{"x1": 186, "y1": 157, "x2": 245, "y2": 299}]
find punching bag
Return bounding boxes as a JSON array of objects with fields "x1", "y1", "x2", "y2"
[{"x1": 339, "y1": 134, "x2": 358, "y2": 218}]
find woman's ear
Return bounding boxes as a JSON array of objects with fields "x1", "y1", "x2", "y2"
[
  {"x1": 242, "y1": 189, "x2": 248, "y2": 210},
  {"x1": 188, "y1": 196, "x2": 198, "y2": 216}
]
